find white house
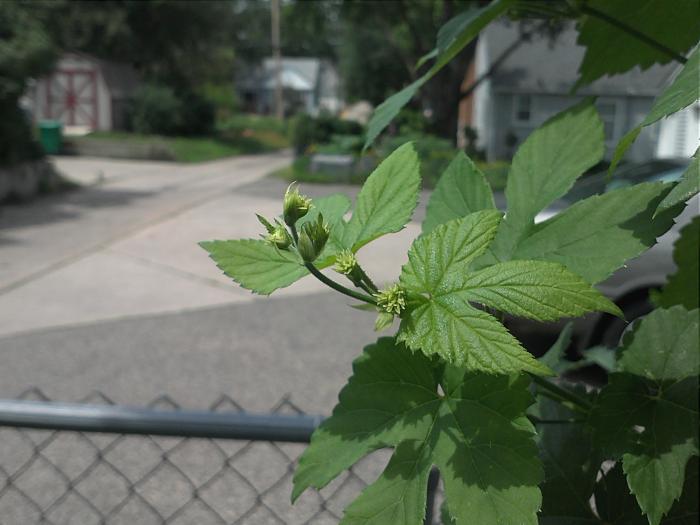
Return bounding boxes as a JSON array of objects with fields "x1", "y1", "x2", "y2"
[
  {"x1": 25, "y1": 52, "x2": 140, "y2": 133},
  {"x1": 462, "y1": 22, "x2": 699, "y2": 162},
  {"x1": 238, "y1": 57, "x2": 342, "y2": 116}
]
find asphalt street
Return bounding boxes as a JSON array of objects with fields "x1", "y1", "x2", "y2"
[
  {"x1": 0, "y1": 152, "x2": 427, "y2": 523},
  {"x1": 0, "y1": 151, "x2": 427, "y2": 408}
]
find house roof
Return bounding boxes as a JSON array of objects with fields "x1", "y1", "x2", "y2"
[
  {"x1": 240, "y1": 57, "x2": 322, "y2": 92},
  {"x1": 482, "y1": 22, "x2": 679, "y2": 96}
]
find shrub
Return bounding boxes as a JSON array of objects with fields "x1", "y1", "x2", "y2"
[
  {"x1": 129, "y1": 84, "x2": 183, "y2": 135},
  {"x1": 289, "y1": 113, "x2": 319, "y2": 154},
  {"x1": 200, "y1": 82, "x2": 240, "y2": 122},
  {"x1": 395, "y1": 107, "x2": 429, "y2": 134},
  {"x1": 289, "y1": 113, "x2": 364, "y2": 155},
  {"x1": 177, "y1": 91, "x2": 215, "y2": 136}
]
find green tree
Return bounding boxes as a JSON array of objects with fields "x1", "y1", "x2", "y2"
[
  {"x1": 35, "y1": 0, "x2": 236, "y2": 89},
  {"x1": 0, "y1": 2, "x2": 56, "y2": 165},
  {"x1": 339, "y1": 0, "x2": 473, "y2": 139}
]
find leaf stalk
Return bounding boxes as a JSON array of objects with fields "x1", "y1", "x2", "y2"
[
  {"x1": 289, "y1": 223, "x2": 378, "y2": 305},
  {"x1": 529, "y1": 374, "x2": 593, "y2": 413}
]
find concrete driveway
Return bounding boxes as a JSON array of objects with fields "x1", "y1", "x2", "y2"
[
  {"x1": 0, "y1": 153, "x2": 424, "y2": 408},
  {"x1": 0, "y1": 153, "x2": 429, "y2": 523}
]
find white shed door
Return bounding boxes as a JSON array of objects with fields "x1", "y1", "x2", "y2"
[{"x1": 46, "y1": 70, "x2": 98, "y2": 128}]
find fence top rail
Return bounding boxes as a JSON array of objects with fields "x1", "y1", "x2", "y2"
[{"x1": 0, "y1": 398, "x2": 323, "y2": 442}]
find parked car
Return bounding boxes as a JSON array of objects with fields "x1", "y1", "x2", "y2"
[{"x1": 507, "y1": 158, "x2": 695, "y2": 362}]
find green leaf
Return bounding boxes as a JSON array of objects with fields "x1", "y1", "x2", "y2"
[
  {"x1": 363, "y1": 80, "x2": 423, "y2": 152},
  {"x1": 579, "y1": 346, "x2": 617, "y2": 373},
  {"x1": 513, "y1": 182, "x2": 676, "y2": 284},
  {"x1": 291, "y1": 338, "x2": 440, "y2": 502},
  {"x1": 655, "y1": 217, "x2": 699, "y2": 310},
  {"x1": 401, "y1": 210, "x2": 503, "y2": 292},
  {"x1": 299, "y1": 193, "x2": 353, "y2": 265},
  {"x1": 459, "y1": 260, "x2": 623, "y2": 321},
  {"x1": 592, "y1": 304, "x2": 700, "y2": 524},
  {"x1": 422, "y1": 151, "x2": 496, "y2": 234},
  {"x1": 574, "y1": 0, "x2": 700, "y2": 89},
  {"x1": 340, "y1": 440, "x2": 432, "y2": 524},
  {"x1": 341, "y1": 142, "x2": 420, "y2": 252},
  {"x1": 399, "y1": 210, "x2": 622, "y2": 373},
  {"x1": 363, "y1": 0, "x2": 512, "y2": 150},
  {"x1": 200, "y1": 194, "x2": 352, "y2": 295},
  {"x1": 609, "y1": 127, "x2": 642, "y2": 176},
  {"x1": 641, "y1": 47, "x2": 700, "y2": 126},
  {"x1": 610, "y1": 48, "x2": 700, "y2": 171},
  {"x1": 293, "y1": 338, "x2": 543, "y2": 525},
  {"x1": 534, "y1": 393, "x2": 602, "y2": 521},
  {"x1": 540, "y1": 332, "x2": 618, "y2": 375},
  {"x1": 663, "y1": 456, "x2": 699, "y2": 524},
  {"x1": 199, "y1": 239, "x2": 307, "y2": 295},
  {"x1": 594, "y1": 463, "x2": 648, "y2": 525},
  {"x1": 398, "y1": 294, "x2": 552, "y2": 375},
  {"x1": 538, "y1": 322, "x2": 574, "y2": 374},
  {"x1": 297, "y1": 193, "x2": 352, "y2": 230},
  {"x1": 490, "y1": 100, "x2": 605, "y2": 260},
  {"x1": 617, "y1": 306, "x2": 699, "y2": 381},
  {"x1": 591, "y1": 373, "x2": 699, "y2": 525},
  {"x1": 654, "y1": 154, "x2": 699, "y2": 218}
]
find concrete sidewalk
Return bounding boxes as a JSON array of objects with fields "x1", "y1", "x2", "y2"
[{"x1": 0, "y1": 153, "x2": 422, "y2": 338}]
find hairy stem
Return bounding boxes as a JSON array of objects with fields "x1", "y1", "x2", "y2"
[
  {"x1": 357, "y1": 265, "x2": 379, "y2": 294},
  {"x1": 529, "y1": 374, "x2": 593, "y2": 412},
  {"x1": 289, "y1": 222, "x2": 377, "y2": 305},
  {"x1": 579, "y1": 4, "x2": 688, "y2": 64},
  {"x1": 305, "y1": 262, "x2": 378, "y2": 305}
]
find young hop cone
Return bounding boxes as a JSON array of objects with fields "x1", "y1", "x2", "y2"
[
  {"x1": 257, "y1": 214, "x2": 292, "y2": 250},
  {"x1": 283, "y1": 183, "x2": 312, "y2": 227},
  {"x1": 298, "y1": 214, "x2": 330, "y2": 262}
]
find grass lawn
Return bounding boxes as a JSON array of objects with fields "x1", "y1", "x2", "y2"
[
  {"x1": 272, "y1": 154, "x2": 510, "y2": 191},
  {"x1": 82, "y1": 115, "x2": 289, "y2": 163}
]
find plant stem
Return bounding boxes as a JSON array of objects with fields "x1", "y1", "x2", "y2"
[
  {"x1": 289, "y1": 222, "x2": 377, "y2": 305},
  {"x1": 357, "y1": 265, "x2": 379, "y2": 294},
  {"x1": 579, "y1": 4, "x2": 687, "y2": 64},
  {"x1": 529, "y1": 415, "x2": 585, "y2": 425},
  {"x1": 355, "y1": 279, "x2": 376, "y2": 296},
  {"x1": 529, "y1": 374, "x2": 593, "y2": 412},
  {"x1": 289, "y1": 223, "x2": 300, "y2": 244},
  {"x1": 304, "y1": 262, "x2": 378, "y2": 305}
]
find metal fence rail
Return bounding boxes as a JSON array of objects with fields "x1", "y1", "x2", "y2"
[{"x1": 0, "y1": 390, "x2": 438, "y2": 524}]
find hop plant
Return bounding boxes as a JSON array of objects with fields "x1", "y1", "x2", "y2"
[
  {"x1": 334, "y1": 250, "x2": 358, "y2": 276},
  {"x1": 375, "y1": 283, "x2": 406, "y2": 316},
  {"x1": 297, "y1": 214, "x2": 330, "y2": 262},
  {"x1": 283, "y1": 183, "x2": 312, "y2": 227},
  {"x1": 256, "y1": 214, "x2": 292, "y2": 250}
]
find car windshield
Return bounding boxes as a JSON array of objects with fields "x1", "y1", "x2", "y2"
[{"x1": 560, "y1": 159, "x2": 690, "y2": 205}]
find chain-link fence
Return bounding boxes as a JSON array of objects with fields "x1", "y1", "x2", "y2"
[{"x1": 0, "y1": 389, "x2": 439, "y2": 524}]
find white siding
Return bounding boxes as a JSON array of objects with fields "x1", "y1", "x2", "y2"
[{"x1": 657, "y1": 102, "x2": 700, "y2": 158}]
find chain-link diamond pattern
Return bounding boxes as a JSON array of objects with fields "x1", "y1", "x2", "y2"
[{"x1": 0, "y1": 389, "x2": 418, "y2": 525}]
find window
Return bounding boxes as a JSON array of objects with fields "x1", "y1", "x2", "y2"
[
  {"x1": 514, "y1": 94, "x2": 532, "y2": 123},
  {"x1": 598, "y1": 101, "x2": 618, "y2": 143}
]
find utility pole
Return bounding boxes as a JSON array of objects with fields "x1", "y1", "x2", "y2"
[{"x1": 271, "y1": 0, "x2": 283, "y2": 120}]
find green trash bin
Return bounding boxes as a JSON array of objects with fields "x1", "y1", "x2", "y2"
[{"x1": 39, "y1": 120, "x2": 63, "y2": 154}]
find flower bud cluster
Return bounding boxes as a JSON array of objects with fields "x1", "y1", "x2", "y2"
[
  {"x1": 334, "y1": 250, "x2": 358, "y2": 275},
  {"x1": 298, "y1": 213, "x2": 330, "y2": 262},
  {"x1": 375, "y1": 284, "x2": 406, "y2": 316},
  {"x1": 257, "y1": 214, "x2": 292, "y2": 250},
  {"x1": 283, "y1": 183, "x2": 312, "y2": 227}
]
